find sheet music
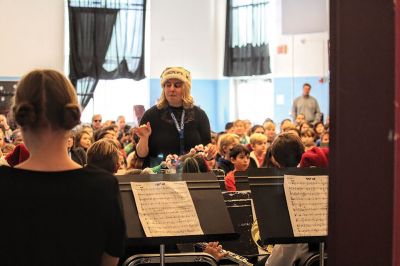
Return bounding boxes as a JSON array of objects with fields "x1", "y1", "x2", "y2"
[
  {"x1": 131, "y1": 181, "x2": 204, "y2": 237},
  {"x1": 283, "y1": 175, "x2": 328, "y2": 237}
]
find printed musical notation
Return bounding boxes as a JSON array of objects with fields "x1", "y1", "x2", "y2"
[
  {"x1": 283, "y1": 175, "x2": 328, "y2": 237},
  {"x1": 131, "y1": 181, "x2": 204, "y2": 237}
]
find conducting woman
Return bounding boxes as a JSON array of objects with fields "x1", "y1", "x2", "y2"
[
  {"x1": 136, "y1": 67, "x2": 212, "y2": 167},
  {"x1": 0, "y1": 69, "x2": 125, "y2": 265}
]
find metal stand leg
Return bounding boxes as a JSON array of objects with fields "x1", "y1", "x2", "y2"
[
  {"x1": 319, "y1": 242, "x2": 325, "y2": 266},
  {"x1": 160, "y1": 244, "x2": 165, "y2": 266}
]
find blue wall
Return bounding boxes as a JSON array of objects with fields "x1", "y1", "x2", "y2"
[
  {"x1": 151, "y1": 77, "x2": 329, "y2": 132},
  {"x1": 2, "y1": 76, "x2": 328, "y2": 130},
  {"x1": 149, "y1": 78, "x2": 230, "y2": 132},
  {"x1": 0, "y1": 76, "x2": 19, "y2": 81},
  {"x1": 273, "y1": 76, "x2": 330, "y2": 124}
]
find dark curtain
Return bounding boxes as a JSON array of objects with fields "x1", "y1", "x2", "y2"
[
  {"x1": 74, "y1": 77, "x2": 99, "y2": 110},
  {"x1": 224, "y1": 0, "x2": 271, "y2": 77},
  {"x1": 69, "y1": 6, "x2": 117, "y2": 107},
  {"x1": 102, "y1": 4, "x2": 146, "y2": 81},
  {"x1": 68, "y1": 0, "x2": 146, "y2": 109}
]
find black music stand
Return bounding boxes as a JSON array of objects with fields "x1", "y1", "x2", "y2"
[
  {"x1": 234, "y1": 170, "x2": 250, "y2": 191},
  {"x1": 117, "y1": 172, "x2": 238, "y2": 265},
  {"x1": 221, "y1": 190, "x2": 259, "y2": 258},
  {"x1": 247, "y1": 168, "x2": 328, "y2": 266}
]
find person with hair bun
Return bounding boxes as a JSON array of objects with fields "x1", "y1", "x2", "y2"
[
  {"x1": 135, "y1": 66, "x2": 214, "y2": 168},
  {"x1": 0, "y1": 69, "x2": 125, "y2": 265},
  {"x1": 269, "y1": 132, "x2": 305, "y2": 168}
]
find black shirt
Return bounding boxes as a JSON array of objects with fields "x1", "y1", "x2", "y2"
[
  {"x1": 140, "y1": 105, "x2": 211, "y2": 167},
  {"x1": 0, "y1": 165, "x2": 126, "y2": 266}
]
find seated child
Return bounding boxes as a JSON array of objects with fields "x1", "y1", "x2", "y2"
[
  {"x1": 180, "y1": 154, "x2": 209, "y2": 173},
  {"x1": 300, "y1": 128, "x2": 316, "y2": 152},
  {"x1": 67, "y1": 131, "x2": 87, "y2": 166},
  {"x1": 224, "y1": 145, "x2": 250, "y2": 191},
  {"x1": 250, "y1": 124, "x2": 265, "y2": 135},
  {"x1": 319, "y1": 131, "x2": 329, "y2": 147},
  {"x1": 233, "y1": 119, "x2": 250, "y2": 144},
  {"x1": 87, "y1": 139, "x2": 120, "y2": 173},
  {"x1": 249, "y1": 133, "x2": 268, "y2": 168},
  {"x1": 216, "y1": 133, "x2": 240, "y2": 175},
  {"x1": 279, "y1": 119, "x2": 293, "y2": 133},
  {"x1": 270, "y1": 132, "x2": 305, "y2": 168},
  {"x1": 263, "y1": 121, "x2": 276, "y2": 147},
  {"x1": 294, "y1": 113, "x2": 306, "y2": 128}
]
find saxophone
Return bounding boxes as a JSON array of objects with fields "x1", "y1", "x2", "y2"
[
  {"x1": 251, "y1": 220, "x2": 274, "y2": 254},
  {"x1": 195, "y1": 242, "x2": 253, "y2": 266}
]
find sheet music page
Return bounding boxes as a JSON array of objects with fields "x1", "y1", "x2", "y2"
[
  {"x1": 130, "y1": 181, "x2": 204, "y2": 237},
  {"x1": 283, "y1": 175, "x2": 328, "y2": 237}
]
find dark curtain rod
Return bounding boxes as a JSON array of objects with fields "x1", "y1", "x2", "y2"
[
  {"x1": 231, "y1": 1, "x2": 268, "y2": 9},
  {"x1": 68, "y1": 0, "x2": 144, "y2": 10}
]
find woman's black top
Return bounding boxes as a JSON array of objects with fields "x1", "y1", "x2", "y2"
[{"x1": 140, "y1": 105, "x2": 211, "y2": 167}]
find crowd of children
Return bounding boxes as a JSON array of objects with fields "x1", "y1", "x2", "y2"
[{"x1": 0, "y1": 110, "x2": 330, "y2": 186}]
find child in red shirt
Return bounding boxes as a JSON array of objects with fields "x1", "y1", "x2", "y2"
[{"x1": 224, "y1": 145, "x2": 250, "y2": 191}]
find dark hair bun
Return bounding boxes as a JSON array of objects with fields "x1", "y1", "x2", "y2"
[
  {"x1": 62, "y1": 103, "x2": 81, "y2": 129},
  {"x1": 13, "y1": 103, "x2": 37, "y2": 127}
]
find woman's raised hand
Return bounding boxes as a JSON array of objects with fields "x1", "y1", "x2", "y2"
[{"x1": 135, "y1": 122, "x2": 152, "y2": 138}]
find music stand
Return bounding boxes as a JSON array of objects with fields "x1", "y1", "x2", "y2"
[
  {"x1": 221, "y1": 190, "x2": 259, "y2": 257},
  {"x1": 247, "y1": 168, "x2": 328, "y2": 266},
  {"x1": 117, "y1": 172, "x2": 238, "y2": 265},
  {"x1": 234, "y1": 170, "x2": 250, "y2": 191}
]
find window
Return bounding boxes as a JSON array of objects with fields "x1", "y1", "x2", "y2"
[
  {"x1": 230, "y1": 78, "x2": 274, "y2": 124},
  {"x1": 80, "y1": 78, "x2": 149, "y2": 125},
  {"x1": 65, "y1": 0, "x2": 148, "y2": 124},
  {"x1": 224, "y1": 0, "x2": 271, "y2": 77}
]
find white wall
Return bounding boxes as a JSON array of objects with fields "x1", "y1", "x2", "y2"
[
  {"x1": 270, "y1": 0, "x2": 329, "y2": 78},
  {"x1": 0, "y1": 0, "x2": 64, "y2": 76},
  {"x1": 0, "y1": 0, "x2": 328, "y2": 79},
  {"x1": 279, "y1": 0, "x2": 329, "y2": 34},
  {"x1": 272, "y1": 33, "x2": 329, "y2": 77},
  {"x1": 149, "y1": 0, "x2": 222, "y2": 79},
  {"x1": 0, "y1": 0, "x2": 330, "y2": 127}
]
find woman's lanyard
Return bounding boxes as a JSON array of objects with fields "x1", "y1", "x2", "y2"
[{"x1": 170, "y1": 109, "x2": 185, "y2": 155}]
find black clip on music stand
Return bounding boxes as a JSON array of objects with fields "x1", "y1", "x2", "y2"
[
  {"x1": 117, "y1": 172, "x2": 238, "y2": 266},
  {"x1": 247, "y1": 168, "x2": 328, "y2": 266}
]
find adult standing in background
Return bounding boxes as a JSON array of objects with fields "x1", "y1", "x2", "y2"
[
  {"x1": 135, "y1": 67, "x2": 212, "y2": 167},
  {"x1": 292, "y1": 83, "x2": 322, "y2": 125},
  {"x1": 0, "y1": 69, "x2": 125, "y2": 265}
]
